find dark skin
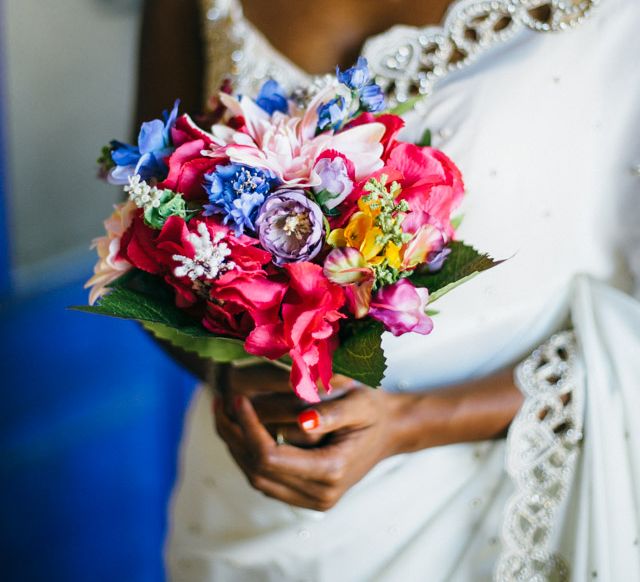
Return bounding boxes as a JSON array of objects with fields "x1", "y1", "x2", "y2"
[{"x1": 139, "y1": 0, "x2": 524, "y2": 511}]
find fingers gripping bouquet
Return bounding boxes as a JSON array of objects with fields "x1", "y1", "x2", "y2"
[{"x1": 80, "y1": 58, "x2": 498, "y2": 403}]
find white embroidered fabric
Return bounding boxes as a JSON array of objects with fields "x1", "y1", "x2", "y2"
[
  {"x1": 497, "y1": 331, "x2": 583, "y2": 581},
  {"x1": 166, "y1": 0, "x2": 640, "y2": 580}
]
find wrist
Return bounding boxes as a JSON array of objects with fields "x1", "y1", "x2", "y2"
[{"x1": 382, "y1": 390, "x2": 439, "y2": 457}]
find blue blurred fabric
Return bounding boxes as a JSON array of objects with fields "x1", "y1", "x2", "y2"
[
  {"x1": 1, "y1": 16, "x2": 196, "y2": 577},
  {"x1": 0, "y1": 282, "x2": 196, "y2": 581}
]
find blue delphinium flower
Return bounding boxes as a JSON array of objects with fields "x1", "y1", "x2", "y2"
[
  {"x1": 360, "y1": 83, "x2": 385, "y2": 112},
  {"x1": 109, "y1": 99, "x2": 180, "y2": 185},
  {"x1": 317, "y1": 96, "x2": 348, "y2": 132},
  {"x1": 336, "y1": 56, "x2": 370, "y2": 90},
  {"x1": 255, "y1": 80, "x2": 289, "y2": 115},
  {"x1": 203, "y1": 163, "x2": 278, "y2": 235},
  {"x1": 336, "y1": 57, "x2": 386, "y2": 113}
]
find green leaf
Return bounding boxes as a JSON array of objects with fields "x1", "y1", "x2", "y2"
[
  {"x1": 387, "y1": 95, "x2": 424, "y2": 116},
  {"x1": 144, "y1": 190, "x2": 190, "y2": 229},
  {"x1": 72, "y1": 272, "x2": 252, "y2": 362},
  {"x1": 71, "y1": 286, "x2": 196, "y2": 328},
  {"x1": 97, "y1": 144, "x2": 115, "y2": 171},
  {"x1": 332, "y1": 321, "x2": 386, "y2": 387},
  {"x1": 450, "y1": 214, "x2": 464, "y2": 231},
  {"x1": 417, "y1": 128, "x2": 432, "y2": 147},
  {"x1": 143, "y1": 321, "x2": 249, "y2": 362},
  {"x1": 409, "y1": 241, "x2": 503, "y2": 303}
]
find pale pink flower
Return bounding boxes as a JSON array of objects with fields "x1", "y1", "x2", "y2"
[
  {"x1": 208, "y1": 88, "x2": 386, "y2": 187},
  {"x1": 85, "y1": 201, "x2": 136, "y2": 304}
]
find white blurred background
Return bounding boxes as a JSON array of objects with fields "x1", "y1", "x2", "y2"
[{"x1": 5, "y1": 0, "x2": 140, "y2": 291}]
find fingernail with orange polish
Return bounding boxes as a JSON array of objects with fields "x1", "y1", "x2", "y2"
[
  {"x1": 233, "y1": 395, "x2": 243, "y2": 411},
  {"x1": 298, "y1": 409, "x2": 320, "y2": 431}
]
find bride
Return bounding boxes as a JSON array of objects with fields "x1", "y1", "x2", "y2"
[{"x1": 138, "y1": 0, "x2": 640, "y2": 580}]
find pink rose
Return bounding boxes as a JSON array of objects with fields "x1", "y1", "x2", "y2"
[
  {"x1": 245, "y1": 262, "x2": 346, "y2": 402},
  {"x1": 386, "y1": 143, "x2": 464, "y2": 239},
  {"x1": 368, "y1": 279, "x2": 433, "y2": 337}
]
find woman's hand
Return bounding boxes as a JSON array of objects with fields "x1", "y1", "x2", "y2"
[
  {"x1": 213, "y1": 385, "x2": 408, "y2": 511},
  {"x1": 218, "y1": 364, "x2": 359, "y2": 446},
  {"x1": 213, "y1": 366, "x2": 523, "y2": 511}
]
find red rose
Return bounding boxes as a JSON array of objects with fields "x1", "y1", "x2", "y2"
[
  {"x1": 245, "y1": 262, "x2": 346, "y2": 402},
  {"x1": 170, "y1": 114, "x2": 216, "y2": 148},
  {"x1": 158, "y1": 139, "x2": 227, "y2": 201},
  {"x1": 119, "y1": 215, "x2": 287, "y2": 338},
  {"x1": 118, "y1": 213, "x2": 169, "y2": 274}
]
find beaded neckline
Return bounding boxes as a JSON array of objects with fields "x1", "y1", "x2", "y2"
[
  {"x1": 200, "y1": 0, "x2": 598, "y2": 107},
  {"x1": 363, "y1": 0, "x2": 598, "y2": 106}
]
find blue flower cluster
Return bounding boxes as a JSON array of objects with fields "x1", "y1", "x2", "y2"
[
  {"x1": 317, "y1": 96, "x2": 348, "y2": 132},
  {"x1": 255, "y1": 80, "x2": 289, "y2": 115},
  {"x1": 203, "y1": 163, "x2": 279, "y2": 235},
  {"x1": 317, "y1": 58, "x2": 386, "y2": 132},
  {"x1": 337, "y1": 56, "x2": 385, "y2": 112},
  {"x1": 110, "y1": 100, "x2": 180, "y2": 184}
]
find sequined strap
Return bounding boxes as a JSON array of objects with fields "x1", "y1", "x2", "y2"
[
  {"x1": 199, "y1": 0, "x2": 308, "y2": 104},
  {"x1": 495, "y1": 331, "x2": 584, "y2": 581}
]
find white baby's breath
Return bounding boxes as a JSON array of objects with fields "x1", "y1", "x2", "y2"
[
  {"x1": 124, "y1": 175, "x2": 162, "y2": 210},
  {"x1": 173, "y1": 222, "x2": 236, "y2": 282}
]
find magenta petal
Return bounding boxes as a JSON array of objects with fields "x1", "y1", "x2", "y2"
[
  {"x1": 290, "y1": 348, "x2": 322, "y2": 403},
  {"x1": 369, "y1": 279, "x2": 433, "y2": 337},
  {"x1": 245, "y1": 323, "x2": 289, "y2": 360}
]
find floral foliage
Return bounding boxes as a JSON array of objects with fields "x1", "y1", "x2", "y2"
[{"x1": 84, "y1": 59, "x2": 492, "y2": 401}]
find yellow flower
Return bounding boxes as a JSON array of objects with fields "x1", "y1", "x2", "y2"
[
  {"x1": 357, "y1": 195, "x2": 381, "y2": 219},
  {"x1": 327, "y1": 179, "x2": 409, "y2": 274},
  {"x1": 361, "y1": 227, "x2": 384, "y2": 261},
  {"x1": 344, "y1": 212, "x2": 371, "y2": 248},
  {"x1": 328, "y1": 211, "x2": 385, "y2": 263},
  {"x1": 385, "y1": 241, "x2": 402, "y2": 270}
]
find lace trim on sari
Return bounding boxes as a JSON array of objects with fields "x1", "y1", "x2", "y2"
[{"x1": 495, "y1": 331, "x2": 584, "y2": 581}]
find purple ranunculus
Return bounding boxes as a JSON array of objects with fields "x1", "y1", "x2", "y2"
[
  {"x1": 313, "y1": 156, "x2": 354, "y2": 210},
  {"x1": 255, "y1": 190, "x2": 324, "y2": 265},
  {"x1": 368, "y1": 279, "x2": 433, "y2": 337}
]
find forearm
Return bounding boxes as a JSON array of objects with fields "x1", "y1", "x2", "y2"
[{"x1": 388, "y1": 367, "x2": 523, "y2": 455}]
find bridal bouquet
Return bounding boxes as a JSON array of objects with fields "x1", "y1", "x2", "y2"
[{"x1": 78, "y1": 58, "x2": 498, "y2": 402}]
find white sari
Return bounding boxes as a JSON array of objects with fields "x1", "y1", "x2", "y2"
[{"x1": 166, "y1": 0, "x2": 640, "y2": 579}]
